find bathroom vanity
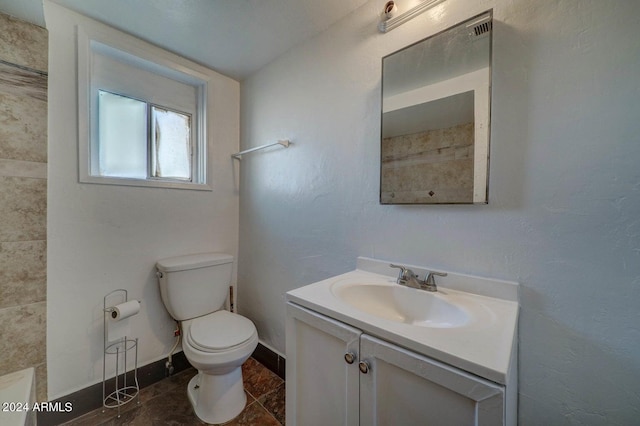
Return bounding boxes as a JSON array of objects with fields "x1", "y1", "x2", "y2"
[{"x1": 285, "y1": 257, "x2": 518, "y2": 425}]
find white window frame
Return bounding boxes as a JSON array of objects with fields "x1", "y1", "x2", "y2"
[{"x1": 77, "y1": 23, "x2": 212, "y2": 190}]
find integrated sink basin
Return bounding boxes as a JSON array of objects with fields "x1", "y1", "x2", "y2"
[
  {"x1": 330, "y1": 281, "x2": 470, "y2": 328},
  {"x1": 285, "y1": 257, "x2": 519, "y2": 385}
]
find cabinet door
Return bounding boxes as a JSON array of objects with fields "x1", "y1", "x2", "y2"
[
  {"x1": 286, "y1": 303, "x2": 361, "y2": 426},
  {"x1": 359, "y1": 334, "x2": 505, "y2": 426}
]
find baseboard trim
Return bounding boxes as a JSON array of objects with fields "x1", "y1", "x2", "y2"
[
  {"x1": 37, "y1": 351, "x2": 191, "y2": 426},
  {"x1": 252, "y1": 342, "x2": 286, "y2": 380},
  {"x1": 37, "y1": 344, "x2": 285, "y2": 425}
]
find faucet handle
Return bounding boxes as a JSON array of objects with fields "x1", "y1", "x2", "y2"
[
  {"x1": 389, "y1": 264, "x2": 409, "y2": 282},
  {"x1": 424, "y1": 271, "x2": 447, "y2": 285}
]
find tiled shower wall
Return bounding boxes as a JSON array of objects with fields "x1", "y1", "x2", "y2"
[
  {"x1": 381, "y1": 122, "x2": 474, "y2": 204},
  {"x1": 0, "y1": 13, "x2": 48, "y2": 401}
]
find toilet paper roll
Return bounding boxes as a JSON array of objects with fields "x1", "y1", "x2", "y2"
[{"x1": 109, "y1": 300, "x2": 140, "y2": 322}]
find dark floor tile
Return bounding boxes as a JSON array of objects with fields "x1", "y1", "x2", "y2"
[
  {"x1": 102, "y1": 387, "x2": 204, "y2": 426},
  {"x1": 241, "y1": 358, "x2": 284, "y2": 401},
  {"x1": 137, "y1": 367, "x2": 196, "y2": 404},
  {"x1": 258, "y1": 382, "x2": 285, "y2": 425},
  {"x1": 222, "y1": 401, "x2": 280, "y2": 426},
  {"x1": 61, "y1": 408, "x2": 115, "y2": 425},
  {"x1": 62, "y1": 368, "x2": 197, "y2": 426},
  {"x1": 63, "y1": 398, "x2": 141, "y2": 426},
  {"x1": 60, "y1": 359, "x2": 283, "y2": 426}
]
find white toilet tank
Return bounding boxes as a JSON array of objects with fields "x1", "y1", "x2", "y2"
[{"x1": 156, "y1": 253, "x2": 233, "y2": 321}]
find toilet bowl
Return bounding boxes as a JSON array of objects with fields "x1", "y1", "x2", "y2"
[
  {"x1": 182, "y1": 310, "x2": 258, "y2": 424},
  {"x1": 155, "y1": 253, "x2": 258, "y2": 424}
]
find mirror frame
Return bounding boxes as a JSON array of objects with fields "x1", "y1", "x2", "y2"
[{"x1": 380, "y1": 11, "x2": 493, "y2": 205}]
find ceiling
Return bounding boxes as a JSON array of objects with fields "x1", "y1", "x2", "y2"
[{"x1": 0, "y1": 0, "x2": 369, "y2": 80}]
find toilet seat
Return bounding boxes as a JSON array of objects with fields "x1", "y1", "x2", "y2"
[{"x1": 186, "y1": 310, "x2": 257, "y2": 353}]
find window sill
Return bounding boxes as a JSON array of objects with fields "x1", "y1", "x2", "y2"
[{"x1": 79, "y1": 175, "x2": 212, "y2": 191}]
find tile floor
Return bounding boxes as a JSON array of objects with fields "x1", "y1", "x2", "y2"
[{"x1": 61, "y1": 358, "x2": 285, "y2": 425}]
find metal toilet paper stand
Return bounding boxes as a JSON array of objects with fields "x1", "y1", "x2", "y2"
[{"x1": 103, "y1": 289, "x2": 140, "y2": 417}]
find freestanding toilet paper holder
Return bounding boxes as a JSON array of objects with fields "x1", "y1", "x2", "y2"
[{"x1": 102, "y1": 289, "x2": 140, "y2": 417}]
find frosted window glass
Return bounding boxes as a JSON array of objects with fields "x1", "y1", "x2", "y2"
[
  {"x1": 152, "y1": 107, "x2": 191, "y2": 180},
  {"x1": 98, "y1": 91, "x2": 147, "y2": 178}
]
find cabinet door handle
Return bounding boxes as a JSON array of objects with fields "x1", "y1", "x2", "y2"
[
  {"x1": 358, "y1": 360, "x2": 370, "y2": 374},
  {"x1": 344, "y1": 352, "x2": 357, "y2": 364}
]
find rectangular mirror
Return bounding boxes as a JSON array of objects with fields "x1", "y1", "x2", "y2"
[{"x1": 380, "y1": 11, "x2": 492, "y2": 204}]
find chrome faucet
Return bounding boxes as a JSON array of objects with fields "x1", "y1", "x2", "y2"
[{"x1": 390, "y1": 264, "x2": 447, "y2": 292}]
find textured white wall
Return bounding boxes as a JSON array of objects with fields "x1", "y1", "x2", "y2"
[
  {"x1": 45, "y1": 2, "x2": 239, "y2": 399},
  {"x1": 239, "y1": 0, "x2": 640, "y2": 423}
]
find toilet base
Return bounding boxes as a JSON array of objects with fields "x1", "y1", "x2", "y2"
[{"x1": 187, "y1": 369, "x2": 247, "y2": 424}]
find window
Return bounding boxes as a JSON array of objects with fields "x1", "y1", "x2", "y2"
[
  {"x1": 77, "y1": 25, "x2": 210, "y2": 190},
  {"x1": 150, "y1": 106, "x2": 191, "y2": 180},
  {"x1": 97, "y1": 91, "x2": 192, "y2": 181}
]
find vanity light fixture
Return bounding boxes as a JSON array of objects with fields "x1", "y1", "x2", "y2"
[{"x1": 379, "y1": 0, "x2": 445, "y2": 33}]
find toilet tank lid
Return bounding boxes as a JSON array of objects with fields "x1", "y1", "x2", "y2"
[{"x1": 156, "y1": 253, "x2": 233, "y2": 272}]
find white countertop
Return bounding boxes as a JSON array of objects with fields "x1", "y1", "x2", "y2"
[{"x1": 286, "y1": 257, "x2": 519, "y2": 385}]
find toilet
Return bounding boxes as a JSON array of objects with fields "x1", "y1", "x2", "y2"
[{"x1": 156, "y1": 253, "x2": 258, "y2": 424}]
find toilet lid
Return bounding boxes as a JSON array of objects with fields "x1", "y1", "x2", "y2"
[{"x1": 188, "y1": 310, "x2": 256, "y2": 352}]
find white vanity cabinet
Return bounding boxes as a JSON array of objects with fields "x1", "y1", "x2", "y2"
[
  {"x1": 285, "y1": 302, "x2": 361, "y2": 425},
  {"x1": 359, "y1": 334, "x2": 505, "y2": 425},
  {"x1": 286, "y1": 302, "x2": 507, "y2": 426}
]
